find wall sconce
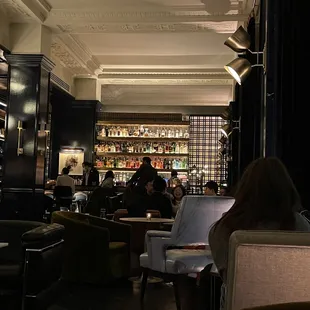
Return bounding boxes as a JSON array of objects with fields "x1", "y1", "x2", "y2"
[
  {"x1": 220, "y1": 119, "x2": 240, "y2": 137},
  {"x1": 224, "y1": 26, "x2": 265, "y2": 85},
  {"x1": 17, "y1": 120, "x2": 24, "y2": 156}
]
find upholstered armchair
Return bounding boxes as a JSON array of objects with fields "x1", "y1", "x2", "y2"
[
  {"x1": 140, "y1": 195, "x2": 235, "y2": 304},
  {"x1": 226, "y1": 231, "x2": 310, "y2": 310},
  {"x1": 242, "y1": 303, "x2": 310, "y2": 310},
  {"x1": 52, "y1": 211, "x2": 131, "y2": 285}
]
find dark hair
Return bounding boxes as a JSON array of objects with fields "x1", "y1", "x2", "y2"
[
  {"x1": 213, "y1": 157, "x2": 301, "y2": 235},
  {"x1": 104, "y1": 170, "x2": 114, "y2": 180},
  {"x1": 143, "y1": 157, "x2": 151, "y2": 164},
  {"x1": 153, "y1": 176, "x2": 167, "y2": 192},
  {"x1": 82, "y1": 162, "x2": 92, "y2": 167},
  {"x1": 62, "y1": 167, "x2": 70, "y2": 175},
  {"x1": 205, "y1": 181, "x2": 218, "y2": 194},
  {"x1": 171, "y1": 170, "x2": 178, "y2": 177}
]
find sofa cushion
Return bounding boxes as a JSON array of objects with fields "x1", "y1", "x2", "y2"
[{"x1": 109, "y1": 242, "x2": 129, "y2": 278}]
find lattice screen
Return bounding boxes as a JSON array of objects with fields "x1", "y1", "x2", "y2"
[{"x1": 189, "y1": 116, "x2": 227, "y2": 194}]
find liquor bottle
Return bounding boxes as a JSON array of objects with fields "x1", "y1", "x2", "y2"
[
  {"x1": 179, "y1": 129, "x2": 183, "y2": 138},
  {"x1": 184, "y1": 129, "x2": 189, "y2": 138},
  {"x1": 175, "y1": 129, "x2": 179, "y2": 138},
  {"x1": 140, "y1": 125, "x2": 144, "y2": 137},
  {"x1": 175, "y1": 142, "x2": 180, "y2": 154}
]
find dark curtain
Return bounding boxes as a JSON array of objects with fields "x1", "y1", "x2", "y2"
[{"x1": 265, "y1": 0, "x2": 308, "y2": 209}]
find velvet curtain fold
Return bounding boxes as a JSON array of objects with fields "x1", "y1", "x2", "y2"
[{"x1": 265, "y1": 0, "x2": 308, "y2": 209}]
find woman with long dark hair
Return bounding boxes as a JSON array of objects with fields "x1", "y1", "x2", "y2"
[{"x1": 209, "y1": 157, "x2": 310, "y2": 309}]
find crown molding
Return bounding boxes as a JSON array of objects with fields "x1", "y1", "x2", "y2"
[
  {"x1": 51, "y1": 34, "x2": 102, "y2": 75},
  {"x1": 0, "y1": 0, "x2": 33, "y2": 21},
  {"x1": 99, "y1": 78, "x2": 233, "y2": 86},
  {"x1": 56, "y1": 21, "x2": 238, "y2": 34},
  {"x1": 0, "y1": 0, "x2": 51, "y2": 22},
  {"x1": 49, "y1": 9, "x2": 248, "y2": 24}
]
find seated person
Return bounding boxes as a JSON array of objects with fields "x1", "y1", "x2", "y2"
[
  {"x1": 204, "y1": 180, "x2": 218, "y2": 196},
  {"x1": 172, "y1": 185, "x2": 186, "y2": 216},
  {"x1": 149, "y1": 176, "x2": 173, "y2": 219},
  {"x1": 101, "y1": 170, "x2": 115, "y2": 189},
  {"x1": 126, "y1": 178, "x2": 152, "y2": 217},
  {"x1": 56, "y1": 166, "x2": 75, "y2": 194},
  {"x1": 208, "y1": 157, "x2": 310, "y2": 310}
]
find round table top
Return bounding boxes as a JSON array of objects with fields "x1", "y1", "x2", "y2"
[{"x1": 120, "y1": 217, "x2": 174, "y2": 223}]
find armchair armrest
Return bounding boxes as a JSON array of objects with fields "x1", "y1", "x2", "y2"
[
  {"x1": 144, "y1": 231, "x2": 174, "y2": 273},
  {"x1": 146, "y1": 230, "x2": 172, "y2": 238}
]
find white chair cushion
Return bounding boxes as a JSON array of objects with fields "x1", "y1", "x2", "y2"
[{"x1": 165, "y1": 249, "x2": 213, "y2": 274}]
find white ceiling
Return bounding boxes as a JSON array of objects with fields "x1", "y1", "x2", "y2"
[{"x1": 0, "y1": 0, "x2": 254, "y2": 110}]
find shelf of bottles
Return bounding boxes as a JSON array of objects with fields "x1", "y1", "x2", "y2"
[{"x1": 95, "y1": 122, "x2": 190, "y2": 183}]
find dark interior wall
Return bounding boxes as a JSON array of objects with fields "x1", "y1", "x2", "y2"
[
  {"x1": 265, "y1": 0, "x2": 308, "y2": 209},
  {"x1": 50, "y1": 86, "x2": 97, "y2": 179}
]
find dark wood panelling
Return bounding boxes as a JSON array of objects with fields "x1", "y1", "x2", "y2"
[
  {"x1": 50, "y1": 90, "x2": 97, "y2": 179},
  {"x1": 0, "y1": 54, "x2": 54, "y2": 220}
]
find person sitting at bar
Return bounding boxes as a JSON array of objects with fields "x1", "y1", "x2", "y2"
[
  {"x1": 149, "y1": 176, "x2": 173, "y2": 219},
  {"x1": 82, "y1": 162, "x2": 99, "y2": 187},
  {"x1": 127, "y1": 157, "x2": 157, "y2": 192},
  {"x1": 56, "y1": 166, "x2": 75, "y2": 194},
  {"x1": 101, "y1": 170, "x2": 115, "y2": 189},
  {"x1": 204, "y1": 180, "x2": 218, "y2": 196}
]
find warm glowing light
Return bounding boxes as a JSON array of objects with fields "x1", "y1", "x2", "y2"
[{"x1": 224, "y1": 65, "x2": 242, "y2": 85}]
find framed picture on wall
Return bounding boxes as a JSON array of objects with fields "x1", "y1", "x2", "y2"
[{"x1": 58, "y1": 148, "x2": 84, "y2": 175}]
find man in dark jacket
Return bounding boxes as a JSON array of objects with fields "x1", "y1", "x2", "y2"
[
  {"x1": 82, "y1": 162, "x2": 100, "y2": 186},
  {"x1": 127, "y1": 157, "x2": 157, "y2": 189}
]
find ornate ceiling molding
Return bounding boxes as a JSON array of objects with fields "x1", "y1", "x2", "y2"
[
  {"x1": 0, "y1": 0, "x2": 51, "y2": 22},
  {"x1": 99, "y1": 79, "x2": 233, "y2": 86},
  {"x1": 0, "y1": 0, "x2": 33, "y2": 20},
  {"x1": 51, "y1": 34, "x2": 102, "y2": 75},
  {"x1": 56, "y1": 21, "x2": 237, "y2": 34},
  {"x1": 49, "y1": 10, "x2": 248, "y2": 23}
]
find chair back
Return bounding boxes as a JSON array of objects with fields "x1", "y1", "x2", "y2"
[
  {"x1": 146, "y1": 209, "x2": 161, "y2": 218},
  {"x1": 53, "y1": 186, "x2": 72, "y2": 198},
  {"x1": 107, "y1": 195, "x2": 122, "y2": 213},
  {"x1": 113, "y1": 209, "x2": 129, "y2": 222},
  {"x1": 84, "y1": 187, "x2": 111, "y2": 216},
  {"x1": 171, "y1": 195, "x2": 234, "y2": 245},
  {"x1": 226, "y1": 230, "x2": 310, "y2": 310}
]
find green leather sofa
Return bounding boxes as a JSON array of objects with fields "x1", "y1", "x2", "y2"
[{"x1": 52, "y1": 211, "x2": 131, "y2": 285}]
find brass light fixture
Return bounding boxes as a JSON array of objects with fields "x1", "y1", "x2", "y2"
[
  {"x1": 224, "y1": 26, "x2": 251, "y2": 53},
  {"x1": 220, "y1": 119, "x2": 240, "y2": 137},
  {"x1": 224, "y1": 26, "x2": 265, "y2": 85},
  {"x1": 220, "y1": 124, "x2": 232, "y2": 137},
  {"x1": 224, "y1": 58, "x2": 252, "y2": 85}
]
